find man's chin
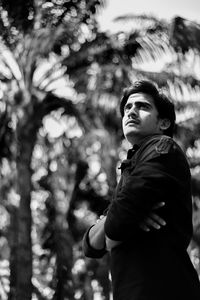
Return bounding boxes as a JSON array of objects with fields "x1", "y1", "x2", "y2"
[
  {"x1": 124, "y1": 131, "x2": 140, "y2": 143},
  {"x1": 124, "y1": 129, "x2": 139, "y2": 138}
]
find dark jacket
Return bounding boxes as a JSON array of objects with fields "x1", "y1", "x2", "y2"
[{"x1": 83, "y1": 134, "x2": 200, "y2": 300}]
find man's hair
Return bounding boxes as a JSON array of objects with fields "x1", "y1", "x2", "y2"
[{"x1": 120, "y1": 80, "x2": 176, "y2": 137}]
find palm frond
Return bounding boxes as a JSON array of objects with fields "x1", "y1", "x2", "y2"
[
  {"x1": 170, "y1": 16, "x2": 200, "y2": 53},
  {"x1": 131, "y1": 68, "x2": 200, "y2": 87},
  {"x1": 0, "y1": 40, "x2": 23, "y2": 89},
  {"x1": 168, "y1": 79, "x2": 200, "y2": 104},
  {"x1": 114, "y1": 13, "x2": 158, "y2": 23},
  {"x1": 131, "y1": 33, "x2": 174, "y2": 70},
  {"x1": 41, "y1": 93, "x2": 89, "y2": 132},
  {"x1": 35, "y1": 57, "x2": 64, "y2": 88},
  {"x1": 113, "y1": 13, "x2": 168, "y2": 35},
  {"x1": 176, "y1": 108, "x2": 200, "y2": 126}
]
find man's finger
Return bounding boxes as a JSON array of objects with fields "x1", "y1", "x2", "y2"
[
  {"x1": 152, "y1": 202, "x2": 165, "y2": 210},
  {"x1": 143, "y1": 217, "x2": 161, "y2": 229},
  {"x1": 149, "y1": 213, "x2": 166, "y2": 226},
  {"x1": 96, "y1": 215, "x2": 105, "y2": 223},
  {"x1": 139, "y1": 224, "x2": 150, "y2": 232}
]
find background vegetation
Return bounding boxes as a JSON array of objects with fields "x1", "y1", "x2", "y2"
[{"x1": 0, "y1": 0, "x2": 200, "y2": 299}]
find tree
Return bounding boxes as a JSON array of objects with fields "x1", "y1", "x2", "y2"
[{"x1": 0, "y1": 1, "x2": 107, "y2": 299}]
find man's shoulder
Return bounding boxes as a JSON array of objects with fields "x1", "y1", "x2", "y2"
[
  {"x1": 137, "y1": 135, "x2": 182, "y2": 162},
  {"x1": 148, "y1": 135, "x2": 175, "y2": 154}
]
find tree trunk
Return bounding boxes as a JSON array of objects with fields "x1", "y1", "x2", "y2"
[
  {"x1": 84, "y1": 275, "x2": 93, "y2": 300},
  {"x1": 53, "y1": 221, "x2": 74, "y2": 300},
  {"x1": 97, "y1": 255, "x2": 111, "y2": 300},
  {"x1": 8, "y1": 206, "x2": 18, "y2": 300},
  {"x1": 15, "y1": 118, "x2": 38, "y2": 300},
  {"x1": 16, "y1": 137, "x2": 33, "y2": 300}
]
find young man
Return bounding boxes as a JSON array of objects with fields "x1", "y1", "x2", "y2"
[{"x1": 82, "y1": 80, "x2": 200, "y2": 300}]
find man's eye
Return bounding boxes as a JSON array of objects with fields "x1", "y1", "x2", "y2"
[
  {"x1": 138, "y1": 103, "x2": 149, "y2": 109},
  {"x1": 139, "y1": 104, "x2": 146, "y2": 108},
  {"x1": 124, "y1": 104, "x2": 132, "y2": 111}
]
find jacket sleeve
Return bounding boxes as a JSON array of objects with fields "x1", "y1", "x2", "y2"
[
  {"x1": 82, "y1": 225, "x2": 107, "y2": 259},
  {"x1": 104, "y1": 139, "x2": 190, "y2": 241}
]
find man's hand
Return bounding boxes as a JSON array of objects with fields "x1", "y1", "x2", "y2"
[
  {"x1": 95, "y1": 215, "x2": 122, "y2": 251},
  {"x1": 88, "y1": 215, "x2": 106, "y2": 250},
  {"x1": 102, "y1": 202, "x2": 166, "y2": 252},
  {"x1": 139, "y1": 202, "x2": 166, "y2": 232}
]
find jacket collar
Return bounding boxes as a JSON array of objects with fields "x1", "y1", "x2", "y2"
[{"x1": 119, "y1": 134, "x2": 164, "y2": 173}]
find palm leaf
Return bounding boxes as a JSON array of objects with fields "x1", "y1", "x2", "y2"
[{"x1": 170, "y1": 16, "x2": 200, "y2": 53}]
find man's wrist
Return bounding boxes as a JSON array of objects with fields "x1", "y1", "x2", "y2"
[
  {"x1": 82, "y1": 226, "x2": 107, "y2": 258},
  {"x1": 88, "y1": 217, "x2": 106, "y2": 250},
  {"x1": 88, "y1": 225, "x2": 106, "y2": 250}
]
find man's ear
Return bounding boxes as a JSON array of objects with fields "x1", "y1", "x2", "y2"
[{"x1": 159, "y1": 118, "x2": 171, "y2": 131}]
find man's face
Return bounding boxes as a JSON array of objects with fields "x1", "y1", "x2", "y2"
[{"x1": 122, "y1": 92, "x2": 163, "y2": 145}]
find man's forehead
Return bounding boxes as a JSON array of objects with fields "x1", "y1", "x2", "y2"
[{"x1": 127, "y1": 93, "x2": 154, "y2": 103}]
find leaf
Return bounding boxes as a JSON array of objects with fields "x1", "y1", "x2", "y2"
[{"x1": 170, "y1": 16, "x2": 200, "y2": 53}]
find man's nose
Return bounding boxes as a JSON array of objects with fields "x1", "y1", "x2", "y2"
[{"x1": 127, "y1": 105, "x2": 138, "y2": 117}]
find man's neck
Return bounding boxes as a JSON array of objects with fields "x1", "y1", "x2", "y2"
[{"x1": 130, "y1": 133, "x2": 163, "y2": 148}]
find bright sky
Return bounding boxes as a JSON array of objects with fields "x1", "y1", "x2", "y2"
[{"x1": 97, "y1": 0, "x2": 200, "y2": 32}]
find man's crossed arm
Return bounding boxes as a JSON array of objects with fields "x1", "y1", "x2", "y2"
[{"x1": 88, "y1": 202, "x2": 166, "y2": 252}]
